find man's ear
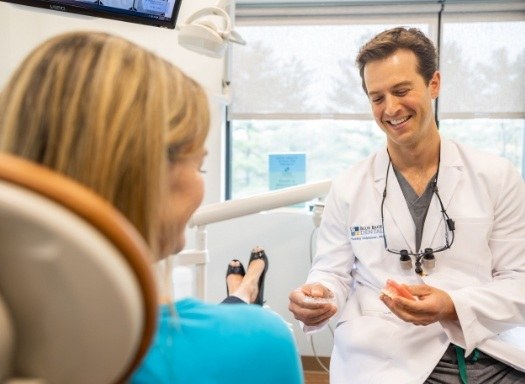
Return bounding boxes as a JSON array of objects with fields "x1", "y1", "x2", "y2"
[{"x1": 429, "y1": 71, "x2": 441, "y2": 99}]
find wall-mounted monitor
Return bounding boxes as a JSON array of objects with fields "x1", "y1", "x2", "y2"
[{"x1": 1, "y1": 0, "x2": 183, "y2": 29}]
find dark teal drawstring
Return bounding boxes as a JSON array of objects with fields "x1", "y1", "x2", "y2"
[{"x1": 454, "y1": 345, "x2": 480, "y2": 384}]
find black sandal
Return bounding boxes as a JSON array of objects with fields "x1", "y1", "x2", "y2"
[
  {"x1": 248, "y1": 247, "x2": 269, "y2": 306},
  {"x1": 226, "y1": 259, "x2": 245, "y2": 296}
]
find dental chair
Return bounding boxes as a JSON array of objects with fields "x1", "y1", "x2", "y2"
[{"x1": 0, "y1": 153, "x2": 158, "y2": 384}]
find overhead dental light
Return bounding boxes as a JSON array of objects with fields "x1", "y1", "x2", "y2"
[{"x1": 177, "y1": 1, "x2": 246, "y2": 58}]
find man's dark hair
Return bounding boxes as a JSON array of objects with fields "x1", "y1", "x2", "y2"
[{"x1": 356, "y1": 27, "x2": 438, "y2": 93}]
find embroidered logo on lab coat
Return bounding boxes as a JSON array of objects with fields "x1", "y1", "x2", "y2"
[{"x1": 350, "y1": 225, "x2": 384, "y2": 240}]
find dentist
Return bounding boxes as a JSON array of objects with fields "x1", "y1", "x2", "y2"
[{"x1": 289, "y1": 27, "x2": 525, "y2": 384}]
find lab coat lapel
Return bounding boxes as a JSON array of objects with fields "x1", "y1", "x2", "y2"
[
  {"x1": 421, "y1": 138, "x2": 462, "y2": 248},
  {"x1": 374, "y1": 149, "x2": 416, "y2": 252}
]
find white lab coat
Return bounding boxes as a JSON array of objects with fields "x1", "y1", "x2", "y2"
[{"x1": 305, "y1": 137, "x2": 525, "y2": 384}]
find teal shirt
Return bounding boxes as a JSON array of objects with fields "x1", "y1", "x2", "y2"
[{"x1": 131, "y1": 298, "x2": 304, "y2": 384}]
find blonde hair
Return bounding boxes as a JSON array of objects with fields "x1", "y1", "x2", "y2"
[{"x1": 0, "y1": 32, "x2": 210, "y2": 258}]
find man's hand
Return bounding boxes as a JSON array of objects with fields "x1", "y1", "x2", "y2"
[
  {"x1": 380, "y1": 283, "x2": 458, "y2": 326},
  {"x1": 289, "y1": 283, "x2": 337, "y2": 326}
]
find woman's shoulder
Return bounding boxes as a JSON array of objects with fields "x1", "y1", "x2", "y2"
[
  {"x1": 171, "y1": 298, "x2": 292, "y2": 336},
  {"x1": 150, "y1": 299, "x2": 304, "y2": 384},
  {"x1": 132, "y1": 299, "x2": 303, "y2": 383}
]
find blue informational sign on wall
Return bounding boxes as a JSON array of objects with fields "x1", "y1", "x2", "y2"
[{"x1": 268, "y1": 153, "x2": 306, "y2": 207}]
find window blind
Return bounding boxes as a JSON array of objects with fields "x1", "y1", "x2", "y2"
[{"x1": 229, "y1": 1, "x2": 525, "y2": 120}]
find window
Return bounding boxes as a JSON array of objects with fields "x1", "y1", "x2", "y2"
[
  {"x1": 227, "y1": 1, "x2": 525, "y2": 199},
  {"x1": 438, "y1": 15, "x2": 525, "y2": 174}
]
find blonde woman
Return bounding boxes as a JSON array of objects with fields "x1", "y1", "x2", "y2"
[{"x1": 0, "y1": 32, "x2": 303, "y2": 384}]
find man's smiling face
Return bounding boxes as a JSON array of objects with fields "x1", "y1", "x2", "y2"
[{"x1": 364, "y1": 48, "x2": 440, "y2": 150}]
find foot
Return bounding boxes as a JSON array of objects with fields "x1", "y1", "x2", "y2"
[
  {"x1": 230, "y1": 248, "x2": 268, "y2": 305},
  {"x1": 247, "y1": 247, "x2": 268, "y2": 305},
  {"x1": 226, "y1": 259, "x2": 245, "y2": 296},
  {"x1": 243, "y1": 257, "x2": 267, "y2": 304}
]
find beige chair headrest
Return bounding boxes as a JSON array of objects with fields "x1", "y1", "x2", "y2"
[{"x1": 0, "y1": 154, "x2": 157, "y2": 384}]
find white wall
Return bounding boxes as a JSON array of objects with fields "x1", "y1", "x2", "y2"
[{"x1": 0, "y1": 1, "x2": 333, "y2": 358}]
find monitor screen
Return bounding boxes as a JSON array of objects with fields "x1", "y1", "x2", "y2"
[{"x1": 2, "y1": 0, "x2": 183, "y2": 29}]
